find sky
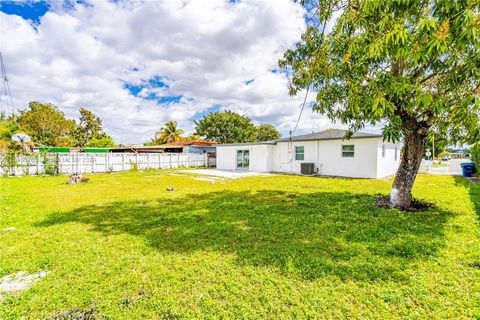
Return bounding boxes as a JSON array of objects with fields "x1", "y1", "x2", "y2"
[{"x1": 0, "y1": 0, "x2": 375, "y2": 144}]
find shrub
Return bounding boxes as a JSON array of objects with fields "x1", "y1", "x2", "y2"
[
  {"x1": 42, "y1": 155, "x2": 59, "y2": 176},
  {"x1": 471, "y1": 143, "x2": 480, "y2": 165},
  {"x1": 0, "y1": 150, "x2": 18, "y2": 176}
]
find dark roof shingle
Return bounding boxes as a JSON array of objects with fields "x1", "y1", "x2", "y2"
[{"x1": 276, "y1": 129, "x2": 381, "y2": 142}]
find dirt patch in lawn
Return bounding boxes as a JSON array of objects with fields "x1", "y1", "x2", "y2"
[{"x1": 376, "y1": 195, "x2": 433, "y2": 212}]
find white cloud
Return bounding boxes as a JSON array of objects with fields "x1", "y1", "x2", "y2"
[{"x1": 0, "y1": 0, "x2": 372, "y2": 144}]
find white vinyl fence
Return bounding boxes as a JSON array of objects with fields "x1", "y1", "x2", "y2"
[{"x1": 0, "y1": 152, "x2": 208, "y2": 176}]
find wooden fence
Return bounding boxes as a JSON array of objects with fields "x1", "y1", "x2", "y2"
[{"x1": 0, "y1": 152, "x2": 208, "y2": 176}]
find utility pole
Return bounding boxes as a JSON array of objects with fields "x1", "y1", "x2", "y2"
[{"x1": 432, "y1": 134, "x2": 435, "y2": 163}]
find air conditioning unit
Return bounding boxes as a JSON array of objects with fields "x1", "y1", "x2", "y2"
[{"x1": 301, "y1": 163, "x2": 316, "y2": 175}]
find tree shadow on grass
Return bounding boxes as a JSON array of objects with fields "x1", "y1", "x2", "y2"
[
  {"x1": 37, "y1": 190, "x2": 453, "y2": 282},
  {"x1": 454, "y1": 176, "x2": 480, "y2": 223}
]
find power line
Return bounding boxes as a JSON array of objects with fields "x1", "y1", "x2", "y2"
[
  {"x1": 0, "y1": 51, "x2": 15, "y2": 116},
  {"x1": 288, "y1": 3, "x2": 332, "y2": 138},
  {"x1": 291, "y1": 87, "x2": 310, "y2": 136}
]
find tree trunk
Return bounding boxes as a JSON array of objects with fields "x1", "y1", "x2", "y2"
[{"x1": 390, "y1": 131, "x2": 426, "y2": 209}]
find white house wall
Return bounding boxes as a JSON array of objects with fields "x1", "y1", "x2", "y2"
[
  {"x1": 273, "y1": 141, "x2": 318, "y2": 174},
  {"x1": 216, "y1": 145, "x2": 274, "y2": 172},
  {"x1": 216, "y1": 138, "x2": 402, "y2": 179},
  {"x1": 274, "y1": 138, "x2": 380, "y2": 178},
  {"x1": 216, "y1": 146, "x2": 236, "y2": 170},
  {"x1": 376, "y1": 141, "x2": 401, "y2": 178}
]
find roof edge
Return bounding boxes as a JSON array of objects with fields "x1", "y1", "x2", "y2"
[
  {"x1": 275, "y1": 135, "x2": 383, "y2": 143},
  {"x1": 216, "y1": 141, "x2": 276, "y2": 147}
]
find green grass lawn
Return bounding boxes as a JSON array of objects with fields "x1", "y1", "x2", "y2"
[{"x1": 1, "y1": 170, "x2": 479, "y2": 319}]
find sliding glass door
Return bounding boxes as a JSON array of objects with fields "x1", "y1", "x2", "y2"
[{"x1": 236, "y1": 150, "x2": 250, "y2": 169}]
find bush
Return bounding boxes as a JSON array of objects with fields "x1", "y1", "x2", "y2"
[
  {"x1": 42, "y1": 155, "x2": 59, "y2": 175},
  {"x1": 471, "y1": 143, "x2": 480, "y2": 165},
  {"x1": 0, "y1": 151, "x2": 18, "y2": 176}
]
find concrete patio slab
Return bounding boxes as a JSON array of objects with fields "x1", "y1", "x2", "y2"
[{"x1": 179, "y1": 169, "x2": 273, "y2": 179}]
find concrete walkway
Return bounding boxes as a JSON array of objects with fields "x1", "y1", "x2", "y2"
[
  {"x1": 420, "y1": 159, "x2": 470, "y2": 175},
  {"x1": 179, "y1": 169, "x2": 273, "y2": 179}
]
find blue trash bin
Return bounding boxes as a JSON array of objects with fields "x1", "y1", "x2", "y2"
[{"x1": 460, "y1": 162, "x2": 475, "y2": 177}]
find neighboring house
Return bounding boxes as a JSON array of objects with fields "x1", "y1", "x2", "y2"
[
  {"x1": 216, "y1": 129, "x2": 402, "y2": 179},
  {"x1": 175, "y1": 140, "x2": 217, "y2": 154},
  {"x1": 449, "y1": 150, "x2": 468, "y2": 159},
  {"x1": 110, "y1": 140, "x2": 217, "y2": 154}
]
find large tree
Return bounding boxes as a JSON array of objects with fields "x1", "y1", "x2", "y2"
[
  {"x1": 17, "y1": 101, "x2": 76, "y2": 147},
  {"x1": 74, "y1": 108, "x2": 114, "y2": 147},
  {"x1": 255, "y1": 124, "x2": 281, "y2": 141},
  {"x1": 87, "y1": 133, "x2": 116, "y2": 148},
  {"x1": 194, "y1": 110, "x2": 256, "y2": 143},
  {"x1": 153, "y1": 121, "x2": 185, "y2": 144},
  {"x1": 280, "y1": 0, "x2": 479, "y2": 209}
]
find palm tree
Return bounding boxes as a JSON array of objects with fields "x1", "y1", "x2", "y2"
[{"x1": 154, "y1": 121, "x2": 185, "y2": 144}]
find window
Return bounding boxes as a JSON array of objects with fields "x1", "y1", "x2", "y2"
[
  {"x1": 295, "y1": 146, "x2": 304, "y2": 160},
  {"x1": 236, "y1": 150, "x2": 250, "y2": 169},
  {"x1": 394, "y1": 146, "x2": 398, "y2": 161},
  {"x1": 342, "y1": 145, "x2": 355, "y2": 158},
  {"x1": 382, "y1": 144, "x2": 385, "y2": 157}
]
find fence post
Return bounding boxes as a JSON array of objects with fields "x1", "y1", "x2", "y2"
[
  {"x1": 169, "y1": 153, "x2": 172, "y2": 168},
  {"x1": 147, "y1": 153, "x2": 150, "y2": 169},
  {"x1": 135, "y1": 153, "x2": 139, "y2": 170},
  {"x1": 71, "y1": 154, "x2": 75, "y2": 174},
  {"x1": 204, "y1": 153, "x2": 208, "y2": 167},
  {"x1": 105, "y1": 153, "x2": 109, "y2": 172},
  {"x1": 57, "y1": 154, "x2": 61, "y2": 175},
  {"x1": 91, "y1": 154, "x2": 95, "y2": 173},
  {"x1": 36, "y1": 155, "x2": 40, "y2": 175}
]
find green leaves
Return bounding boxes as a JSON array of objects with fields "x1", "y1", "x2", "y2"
[
  {"x1": 194, "y1": 111, "x2": 280, "y2": 143},
  {"x1": 255, "y1": 124, "x2": 281, "y2": 142},
  {"x1": 372, "y1": 94, "x2": 394, "y2": 119},
  {"x1": 194, "y1": 111, "x2": 257, "y2": 144},
  {"x1": 280, "y1": 0, "x2": 480, "y2": 145},
  {"x1": 385, "y1": 24, "x2": 408, "y2": 47},
  {"x1": 17, "y1": 101, "x2": 76, "y2": 147},
  {"x1": 74, "y1": 108, "x2": 113, "y2": 147},
  {"x1": 382, "y1": 119, "x2": 403, "y2": 142},
  {"x1": 154, "y1": 121, "x2": 185, "y2": 144},
  {"x1": 417, "y1": 17, "x2": 437, "y2": 33},
  {"x1": 367, "y1": 38, "x2": 386, "y2": 60}
]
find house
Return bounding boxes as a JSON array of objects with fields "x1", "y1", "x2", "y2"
[
  {"x1": 216, "y1": 129, "x2": 402, "y2": 179},
  {"x1": 449, "y1": 150, "x2": 468, "y2": 159},
  {"x1": 174, "y1": 140, "x2": 217, "y2": 154}
]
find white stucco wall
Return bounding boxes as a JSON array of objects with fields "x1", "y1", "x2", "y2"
[
  {"x1": 376, "y1": 141, "x2": 402, "y2": 178},
  {"x1": 273, "y1": 138, "x2": 381, "y2": 178},
  {"x1": 216, "y1": 144, "x2": 274, "y2": 172},
  {"x1": 273, "y1": 141, "x2": 319, "y2": 174},
  {"x1": 216, "y1": 146, "x2": 237, "y2": 170},
  {"x1": 216, "y1": 138, "x2": 402, "y2": 179}
]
